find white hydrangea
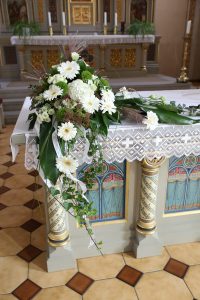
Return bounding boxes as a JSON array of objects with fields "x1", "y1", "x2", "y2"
[
  {"x1": 101, "y1": 89, "x2": 115, "y2": 103},
  {"x1": 43, "y1": 84, "x2": 63, "y2": 101},
  {"x1": 57, "y1": 122, "x2": 77, "y2": 142},
  {"x1": 57, "y1": 61, "x2": 80, "y2": 80},
  {"x1": 71, "y1": 52, "x2": 80, "y2": 61},
  {"x1": 68, "y1": 79, "x2": 93, "y2": 102},
  {"x1": 88, "y1": 80, "x2": 97, "y2": 92},
  {"x1": 48, "y1": 74, "x2": 67, "y2": 84},
  {"x1": 142, "y1": 111, "x2": 159, "y2": 130}
]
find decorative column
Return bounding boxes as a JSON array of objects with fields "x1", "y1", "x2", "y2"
[
  {"x1": 141, "y1": 43, "x2": 149, "y2": 71},
  {"x1": 134, "y1": 157, "x2": 165, "y2": 258},
  {"x1": 17, "y1": 45, "x2": 26, "y2": 80},
  {"x1": 99, "y1": 44, "x2": 106, "y2": 74}
]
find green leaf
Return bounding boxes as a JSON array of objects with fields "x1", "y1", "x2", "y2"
[
  {"x1": 39, "y1": 123, "x2": 59, "y2": 184},
  {"x1": 27, "y1": 112, "x2": 37, "y2": 130}
]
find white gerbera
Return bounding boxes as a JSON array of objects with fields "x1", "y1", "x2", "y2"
[
  {"x1": 71, "y1": 52, "x2": 80, "y2": 61},
  {"x1": 48, "y1": 74, "x2": 67, "y2": 84},
  {"x1": 142, "y1": 111, "x2": 159, "y2": 130},
  {"x1": 68, "y1": 79, "x2": 92, "y2": 101},
  {"x1": 57, "y1": 61, "x2": 80, "y2": 80},
  {"x1": 56, "y1": 155, "x2": 78, "y2": 174},
  {"x1": 43, "y1": 84, "x2": 63, "y2": 101},
  {"x1": 81, "y1": 95, "x2": 100, "y2": 114},
  {"x1": 57, "y1": 122, "x2": 77, "y2": 142},
  {"x1": 101, "y1": 89, "x2": 115, "y2": 103},
  {"x1": 100, "y1": 99, "x2": 116, "y2": 115}
]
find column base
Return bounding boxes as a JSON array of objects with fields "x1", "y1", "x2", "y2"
[
  {"x1": 47, "y1": 243, "x2": 77, "y2": 272},
  {"x1": 133, "y1": 231, "x2": 163, "y2": 258}
]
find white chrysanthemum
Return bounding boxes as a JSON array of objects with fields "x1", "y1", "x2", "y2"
[
  {"x1": 48, "y1": 74, "x2": 67, "y2": 84},
  {"x1": 81, "y1": 95, "x2": 100, "y2": 114},
  {"x1": 57, "y1": 122, "x2": 77, "y2": 142},
  {"x1": 71, "y1": 52, "x2": 80, "y2": 61},
  {"x1": 142, "y1": 111, "x2": 159, "y2": 130},
  {"x1": 101, "y1": 89, "x2": 115, "y2": 103},
  {"x1": 57, "y1": 61, "x2": 80, "y2": 80},
  {"x1": 100, "y1": 99, "x2": 116, "y2": 115},
  {"x1": 56, "y1": 155, "x2": 78, "y2": 174},
  {"x1": 68, "y1": 79, "x2": 92, "y2": 101},
  {"x1": 43, "y1": 84, "x2": 63, "y2": 101}
]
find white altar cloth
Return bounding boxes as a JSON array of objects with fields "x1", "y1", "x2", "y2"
[
  {"x1": 11, "y1": 90, "x2": 200, "y2": 169},
  {"x1": 10, "y1": 34, "x2": 155, "y2": 46}
]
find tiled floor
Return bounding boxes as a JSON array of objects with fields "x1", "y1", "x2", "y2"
[{"x1": 0, "y1": 125, "x2": 200, "y2": 300}]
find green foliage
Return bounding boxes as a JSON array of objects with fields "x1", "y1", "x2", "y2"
[
  {"x1": 81, "y1": 70, "x2": 92, "y2": 81},
  {"x1": 128, "y1": 19, "x2": 155, "y2": 36},
  {"x1": 11, "y1": 21, "x2": 40, "y2": 37},
  {"x1": 56, "y1": 81, "x2": 68, "y2": 96},
  {"x1": 99, "y1": 78, "x2": 110, "y2": 89},
  {"x1": 28, "y1": 112, "x2": 37, "y2": 130}
]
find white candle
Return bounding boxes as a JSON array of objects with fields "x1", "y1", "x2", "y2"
[
  {"x1": 48, "y1": 11, "x2": 52, "y2": 27},
  {"x1": 104, "y1": 12, "x2": 107, "y2": 26},
  {"x1": 115, "y1": 12, "x2": 117, "y2": 26},
  {"x1": 186, "y1": 20, "x2": 191, "y2": 34},
  {"x1": 62, "y1": 12, "x2": 66, "y2": 26}
]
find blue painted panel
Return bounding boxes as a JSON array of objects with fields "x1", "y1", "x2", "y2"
[
  {"x1": 77, "y1": 161, "x2": 126, "y2": 222},
  {"x1": 165, "y1": 155, "x2": 200, "y2": 213}
]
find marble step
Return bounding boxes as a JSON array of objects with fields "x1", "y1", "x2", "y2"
[
  {"x1": 5, "y1": 111, "x2": 20, "y2": 124},
  {"x1": 3, "y1": 98, "x2": 24, "y2": 112}
]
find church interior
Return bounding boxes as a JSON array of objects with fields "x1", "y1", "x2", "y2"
[{"x1": 0, "y1": 0, "x2": 200, "y2": 299}]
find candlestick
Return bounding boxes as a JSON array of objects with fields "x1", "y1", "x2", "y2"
[
  {"x1": 186, "y1": 20, "x2": 191, "y2": 34},
  {"x1": 103, "y1": 25, "x2": 108, "y2": 35},
  {"x1": 49, "y1": 26, "x2": 53, "y2": 36},
  {"x1": 177, "y1": 34, "x2": 190, "y2": 83},
  {"x1": 114, "y1": 25, "x2": 117, "y2": 35},
  {"x1": 104, "y1": 11, "x2": 107, "y2": 26},
  {"x1": 48, "y1": 11, "x2": 52, "y2": 27},
  {"x1": 114, "y1": 12, "x2": 118, "y2": 26}
]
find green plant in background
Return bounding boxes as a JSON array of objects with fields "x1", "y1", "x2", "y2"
[
  {"x1": 128, "y1": 19, "x2": 155, "y2": 36},
  {"x1": 11, "y1": 21, "x2": 40, "y2": 38}
]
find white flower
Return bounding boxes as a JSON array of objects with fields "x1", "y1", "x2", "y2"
[
  {"x1": 119, "y1": 86, "x2": 127, "y2": 93},
  {"x1": 101, "y1": 89, "x2": 115, "y2": 102},
  {"x1": 35, "y1": 93, "x2": 44, "y2": 102},
  {"x1": 57, "y1": 61, "x2": 80, "y2": 80},
  {"x1": 81, "y1": 95, "x2": 100, "y2": 114},
  {"x1": 57, "y1": 122, "x2": 77, "y2": 142},
  {"x1": 143, "y1": 111, "x2": 159, "y2": 130},
  {"x1": 100, "y1": 99, "x2": 116, "y2": 115},
  {"x1": 68, "y1": 79, "x2": 92, "y2": 102},
  {"x1": 56, "y1": 155, "x2": 78, "y2": 174},
  {"x1": 41, "y1": 111, "x2": 51, "y2": 122},
  {"x1": 48, "y1": 108, "x2": 55, "y2": 115},
  {"x1": 37, "y1": 114, "x2": 44, "y2": 123},
  {"x1": 43, "y1": 84, "x2": 63, "y2": 101},
  {"x1": 88, "y1": 80, "x2": 97, "y2": 92},
  {"x1": 71, "y1": 52, "x2": 80, "y2": 61},
  {"x1": 48, "y1": 74, "x2": 67, "y2": 84}
]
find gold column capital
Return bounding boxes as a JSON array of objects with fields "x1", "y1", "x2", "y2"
[{"x1": 142, "y1": 157, "x2": 166, "y2": 175}]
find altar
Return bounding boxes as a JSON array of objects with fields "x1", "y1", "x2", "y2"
[{"x1": 11, "y1": 89, "x2": 200, "y2": 272}]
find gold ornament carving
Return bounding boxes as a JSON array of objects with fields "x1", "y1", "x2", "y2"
[
  {"x1": 110, "y1": 49, "x2": 122, "y2": 67},
  {"x1": 124, "y1": 49, "x2": 136, "y2": 67},
  {"x1": 72, "y1": 5, "x2": 92, "y2": 24},
  {"x1": 37, "y1": 0, "x2": 44, "y2": 23},
  {"x1": 116, "y1": 0, "x2": 123, "y2": 22},
  {"x1": 31, "y1": 50, "x2": 43, "y2": 70},
  {"x1": 47, "y1": 49, "x2": 60, "y2": 68}
]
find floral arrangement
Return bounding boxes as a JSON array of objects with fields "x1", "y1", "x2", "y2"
[{"x1": 29, "y1": 52, "x2": 200, "y2": 252}]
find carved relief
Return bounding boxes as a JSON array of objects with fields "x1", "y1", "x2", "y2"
[
  {"x1": 110, "y1": 49, "x2": 122, "y2": 67},
  {"x1": 7, "y1": 0, "x2": 28, "y2": 25},
  {"x1": 116, "y1": 0, "x2": 123, "y2": 23},
  {"x1": 37, "y1": 0, "x2": 44, "y2": 23},
  {"x1": 47, "y1": 49, "x2": 59, "y2": 68},
  {"x1": 31, "y1": 50, "x2": 43, "y2": 70},
  {"x1": 124, "y1": 49, "x2": 136, "y2": 67},
  {"x1": 72, "y1": 5, "x2": 92, "y2": 24}
]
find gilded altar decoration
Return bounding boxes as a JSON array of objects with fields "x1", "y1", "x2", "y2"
[
  {"x1": 47, "y1": 49, "x2": 59, "y2": 69},
  {"x1": 7, "y1": 0, "x2": 28, "y2": 25},
  {"x1": 31, "y1": 50, "x2": 43, "y2": 71},
  {"x1": 124, "y1": 49, "x2": 136, "y2": 67},
  {"x1": 37, "y1": 0, "x2": 44, "y2": 23},
  {"x1": 116, "y1": 0, "x2": 123, "y2": 23},
  {"x1": 72, "y1": 6, "x2": 92, "y2": 24},
  {"x1": 110, "y1": 49, "x2": 122, "y2": 67}
]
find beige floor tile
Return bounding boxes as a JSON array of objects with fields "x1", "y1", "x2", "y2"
[
  {"x1": 135, "y1": 271, "x2": 193, "y2": 300},
  {"x1": 29, "y1": 252, "x2": 77, "y2": 288},
  {"x1": 0, "y1": 178, "x2": 4, "y2": 187},
  {"x1": 123, "y1": 249, "x2": 170, "y2": 273},
  {"x1": 0, "y1": 227, "x2": 30, "y2": 256},
  {"x1": 78, "y1": 253, "x2": 125, "y2": 280},
  {"x1": 0, "y1": 165, "x2": 8, "y2": 175},
  {"x1": 31, "y1": 225, "x2": 47, "y2": 251},
  {"x1": 34, "y1": 286, "x2": 81, "y2": 300},
  {"x1": 184, "y1": 265, "x2": 200, "y2": 299},
  {"x1": 34, "y1": 188, "x2": 46, "y2": 203},
  {"x1": 5, "y1": 175, "x2": 34, "y2": 189},
  {"x1": 166, "y1": 242, "x2": 200, "y2": 265},
  {"x1": 0, "y1": 256, "x2": 28, "y2": 294},
  {"x1": 0, "y1": 155, "x2": 10, "y2": 164},
  {"x1": 32, "y1": 204, "x2": 46, "y2": 224},
  {"x1": 8, "y1": 164, "x2": 29, "y2": 175},
  {"x1": 0, "y1": 188, "x2": 33, "y2": 206},
  {"x1": 83, "y1": 278, "x2": 138, "y2": 300},
  {"x1": 0, "y1": 206, "x2": 32, "y2": 228},
  {"x1": 0, "y1": 295, "x2": 18, "y2": 299}
]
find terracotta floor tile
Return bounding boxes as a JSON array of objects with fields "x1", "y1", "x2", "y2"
[
  {"x1": 3, "y1": 161, "x2": 16, "y2": 167},
  {"x1": 29, "y1": 252, "x2": 77, "y2": 288},
  {"x1": 31, "y1": 225, "x2": 47, "y2": 251},
  {"x1": 32, "y1": 205, "x2": 46, "y2": 224},
  {"x1": 34, "y1": 286, "x2": 81, "y2": 300},
  {"x1": 0, "y1": 177, "x2": 4, "y2": 186},
  {"x1": 26, "y1": 183, "x2": 43, "y2": 192},
  {"x1": 66, "y1": 272, "x2": 94, "y2": 295},
  {"x1": 12, "y1": 279, "x2": 41, "y2": 300},
  {"x1": 117, "y1": 265, "x2": 143, "y2": 287},
  {"x1": 0, "y1": 256, "x2": 28, "y2": 294},
  {"x1": 33, "y1": 188, "x2": 46, "y2": 203},
  {"x1": 0, "y1": 206, "x2": 32, "y2": 228},
  {"x1": 135, "y1": 271, "x2": 193, "y2": 300},
  {"x1": 0, "y1": 186, "x2": 10, "y2": 195},
  {"x1": 78, "y1": 253, "x2": 125, "y2": 280},
  {"x1": 0, "y1": 172, "x2": 13, "y2": 180},
  {"x1": 83, "y1": 278, "x2": 138, "y2": 300},
  {"x1": 24, "y1": 199, "x2": 42, "y2": 209},
  {"x1": 17, "y1": 244, "x2": 42, "y2": 262},
  {"x1": 164, "y1": 258, "x2": 189, "y2": 278},
  {"x1": 0, "y1": 188, "x2": 33, "y2": 206},
  {"x1": 5, "y1": 174, "x2": 34, "y2": 189},
  {"x1": 21, "y1": 219, "x2": 42, "y2": 232},
  {"x1": 0, "y1": 155, "x2": 11, "y2": 164},
  {"x1": 0, "y1": 227, "x2": 30, "y2": 256},
  {"x1": 8, "y1": 164, "x2": 29, "y2": 175},
  {"x1": 29, "y1": 170, "x2": 39, "y2": 177},
  {"x1": 166, "y1": 242, "x2": 200, "y2": 265},
  {"x1": 185, "y1": 265, "x2": 200, "y2": 300},
  {"x1": 0, "y1": 294, "x2": 18, "y2": 299},
  {"x1": 0, "y1": 146, "x2": 12, "y2": 156}
]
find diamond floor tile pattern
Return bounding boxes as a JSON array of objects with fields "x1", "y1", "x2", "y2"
[
  {"x1": 12, "y1": 279, "x2": 41, "y2": 300},
  {"x1": 21, "y1": 219, "x2": 42, "y2": 232},
  {"x1": 117, "y1": 265, "x2": 143, "y2": 287},
  {"x1": 164, "y1": 258, "x2": 189, "y2": 278},
  {"x1": 66, "y1": 272, "x2": 94, "y2": 295},
  {"x1": 24, "y1": 199, "x2": 42, "y2": 209},
  {"x1": 26, "y1": 183, "x2": 43, "y2": 192},
  {"x1": 17, "y1": 244, "x2": 42, "y2": 262},
  {"x1": 0, "y1": 172, "x2": 13, "y2": 179}
]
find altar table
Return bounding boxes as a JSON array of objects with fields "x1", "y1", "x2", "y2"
[{"x1": 11, "y1": 89, "x2": 200, "y2": 272}]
